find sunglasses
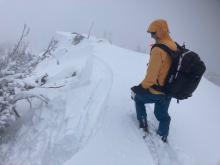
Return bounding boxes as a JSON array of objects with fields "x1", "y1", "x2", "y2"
[
  {"x1": 150, "y1": 32, "x2": 156, "y2": 35},
  {"x1": 149, "y1": 32, "x2": 156, "y2": 38}
]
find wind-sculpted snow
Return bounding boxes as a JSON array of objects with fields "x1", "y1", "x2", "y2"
[
  {"x1": 0, "y1": 32, "x2": 113, "y2": 165},
  {"x1": 1, "y1": 32, "x2": 220, "y2": 165}
]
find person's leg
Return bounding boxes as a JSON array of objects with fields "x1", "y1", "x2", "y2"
[
  {"x1": 134, "y1": 90, "x2": 157, "y2": 130},
  {"x1": 154, "y1": 97, "x2": 172, "y2": 138},
  {"x1": 135, "y1": 98, "x2": 147, "y2": 129}
]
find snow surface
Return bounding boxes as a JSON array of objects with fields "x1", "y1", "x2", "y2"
[{"x1": 1, "y1": 32, "x2": 220, "y2": 165}]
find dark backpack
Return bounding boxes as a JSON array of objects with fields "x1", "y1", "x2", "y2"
[{"x1": 151, "y1": 43, "x2": 206, "y2": 101}]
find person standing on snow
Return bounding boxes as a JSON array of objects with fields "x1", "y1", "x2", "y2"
[{"x1": 131, "y1": 19, "x2": 177, "y2": 142}]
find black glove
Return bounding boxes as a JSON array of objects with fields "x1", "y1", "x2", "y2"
[{"x1": 131, "y1": 84, "x2": 146, "y2": 94}]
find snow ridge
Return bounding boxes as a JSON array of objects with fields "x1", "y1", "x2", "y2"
[{"x1": 0, "y1": 33, "x2": 113, "y2": 165}]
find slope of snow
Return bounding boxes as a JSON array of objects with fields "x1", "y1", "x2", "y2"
[
  {"x1": 170, "y1": 78, "x2": 220, "y2": 165},
  {"x1": 65, "y1": 38, "x2": 220, "y2": 165},
  {"x1": 0, "y1": 32, "x2": 112, "y2": 165},
  {"x1": 1, "y1": 32, "x2": 220, "y2": 165}
]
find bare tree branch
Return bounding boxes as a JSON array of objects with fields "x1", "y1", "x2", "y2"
[
  {"x1": 13, "y1": 92, "x2": 49, "y2": 105},
  {"x1": 10, "y1": 24, "x2": 30, "y2": 60},
  {"x1": 87, "y1": 21, "x2": 95, "y2": 39},
  {"x1": 41, "y1": 38, "x2": 58, "y2": 58}
]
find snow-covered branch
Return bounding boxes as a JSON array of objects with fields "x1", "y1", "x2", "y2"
[
  {"x1": 13, "y1": 92, "x2": 49, "y2": 105},
  {"x1": 40, "y1": 38, "x2": 59, "y2": 65},
  {"x1": 0, "y1": 25, "x2": 51, "y2": 130}
]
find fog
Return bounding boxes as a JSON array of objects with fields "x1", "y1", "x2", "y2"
[{"x1": 0, "y1": 0, "x2": 220, "y2": 74}]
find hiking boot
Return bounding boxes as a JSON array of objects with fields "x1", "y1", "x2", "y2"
[
  {"x1": 143, "y1": 123, "x2": 149, "y2": 133},
  {"x1": 156, "y1": 130, "x2": 168, "y2": 143},
  {"x1": 161, "y1": 136, "x2": 167, "y2": 143},
  {"x1": 139, "y1": 119, "x2": 148, "y2": 132}
]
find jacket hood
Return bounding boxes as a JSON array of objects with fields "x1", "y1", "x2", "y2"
[{"x1": 147, "y1": 19, "x2": 171, "y2": 40}]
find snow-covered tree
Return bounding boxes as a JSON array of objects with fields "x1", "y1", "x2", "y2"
[{"x1": 0, "y1": 25, "x2": 52, "y2": 130}]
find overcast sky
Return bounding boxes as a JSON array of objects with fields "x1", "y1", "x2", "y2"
[{"x1": 0, "y1": 0, "x2": 220, "y2": 74}]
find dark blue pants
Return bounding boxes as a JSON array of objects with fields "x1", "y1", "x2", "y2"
[{"x1": 134, "y1": 90, "x2": 171, "y2": 137}]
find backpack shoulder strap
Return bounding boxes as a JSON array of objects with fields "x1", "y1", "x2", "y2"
[
  {"x1": 151, "y1": 43, "x2": 178, "y2": 59},
  {"x1": 175, "y1": 42, "x2": 183, "y2": 50}
]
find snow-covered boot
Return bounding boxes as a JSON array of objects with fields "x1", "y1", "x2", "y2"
[
  {"x1": 139, "y1": 118, "x2": 148, "y2": 132},
  {"x1": 139, "y1": 121, "x2": 144, "y2": 128},
  {"x1": 161, "y1": 136, "x2": 167, "y2": 143},
  {"x1": 143, "y1": 123, "x2": 149, "y2": 132},
  {"x1": 156, "y1": 130, "x2": 167, "y2": 143}
]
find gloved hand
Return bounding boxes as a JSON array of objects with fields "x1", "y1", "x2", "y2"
[
  {"x1": 131, "y1": 84, "x2": 142, "y2": 92},
  {"x1": 131, "y1": 84, "x2": 147, "y2": 95}
]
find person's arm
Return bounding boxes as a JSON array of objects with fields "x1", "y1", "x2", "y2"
[{"x1": 141, "y1": 47, "x2": 163, "y2": 89}]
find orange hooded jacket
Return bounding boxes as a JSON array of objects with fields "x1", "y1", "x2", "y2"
[{"x1": 141, "y1": 19, "x2": 177, "y2": 94}]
